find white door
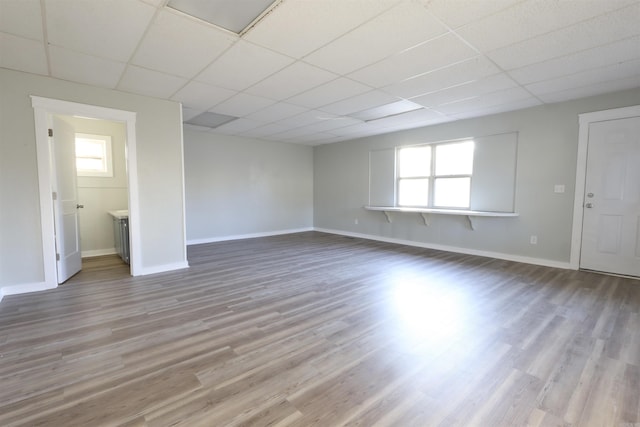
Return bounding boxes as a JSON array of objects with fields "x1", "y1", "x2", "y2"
[
  {"x1": 580, "y1": 115, "x2": 640, "y2": 277},
  {"x1": 51, "y1": 115, "x2": 82, "y2": 283}
]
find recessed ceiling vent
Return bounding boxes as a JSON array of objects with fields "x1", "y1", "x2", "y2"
[
  {"x1": 185, "y1": 112, "x2": 237, "y2": 129},
  {"x1": 166, "y1": 0, "x2": 281, "y2": 35}
]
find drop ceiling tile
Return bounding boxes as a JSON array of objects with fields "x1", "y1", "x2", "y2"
[
  {"x1": 196, "y1": 40, "x2": 295, "y2": 91},
  {"x1": 245, "y1": 61, "x2": 338, "y2": 100},
  {"x1": 304, "y1": 2, "x2": 448, "y2": 75},
  {"x1": 0, "y1": 33, "x2": 48, "y2": 75},
  {"x1": 286, "y1": 117, "x2": 362, "y2": 135},
  {"x1": 241, "y1": 123, "x2": 290, "y2": 138},
  {"x1": 211, "y1": 118, "x2": 264, "y2": 135},
  {"x1": 488, "y1": 4, "x2": 640, "y2": 71},
  {"x1": 410, "y1": 73, "x2": 518, "y2": 108},
  {"x1": 182, "y1": 106, "x2": 204, "y2": 121},
  {"x1": 45, "y1": 0, "x2": 155, "y2": 62},
  {"x1": 117, "y1": 65, "x2": 188, "y2": 99},
  {"x1": 209, "y1": 93, "x2": 276, "y2": 117},
  {"x1": 509, "y1": 36, "x2": 640, "y2": 85},
  {"x1": 0, "y1": 0, "x2": 43, "y2": 40},
  {"x1": 536, "y1": 75, "x2": 640, "y2": 103},
  {"x1": 243, "y1": 0, "x2": 398, "y2": 58},
  {"x1": 279, "y1": 132, "x2": 339, "y2": 145},
  {"x1": 433, "y1": 87, "x2": 534, "y2": 115},
  {"x1": 286, "y1": 78, "x2": 372, "y2": 109},
  {"x1": 348, "y1": 33, "x2": 477, "y2": 87},
  {"x1": 448, "y1": 98, "x2": 543, "y2": 120},
  {"x1": 383, "y1": 56, "x2": 500, "y2": 99},
  {"x1": 49, "y1": 46, "x2": 125, "y2": 89},
  {"x1": 183, "y1": 123, "x2": 212, "y2": 133},
  {"x1": 244, "y1": 102, "x2": 308, "y2": 123},
  {"x1": 132, "y1": 9, "x2": 236, "y2": 78},
  {"x1": 274, "y1": 109, "x2": 331, "y2": 129},
  {"x1": 318, "y1": 90, "x2": 400, "y2": 116},
  {"x1": 526, "y1": 59, "x2": 640, "y2": 96},
  {"x1": 366, "y1": 108, "x2": 445, "y2": 129},
  {"x1": 171, "y1": 81, "x2": 236, "y2": 111},
  {"x1": 456, "y1": 0, "x2": 637, "y2": 53},
  {"x1": 426, "y1": 0, "x2": 525, "y2": 29}
]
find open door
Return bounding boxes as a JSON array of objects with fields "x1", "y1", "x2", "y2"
[{"x1": 51, "y1": 115, "x2": 82, "y2": 283}]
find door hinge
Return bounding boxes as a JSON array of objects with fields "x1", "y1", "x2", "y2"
[
  {"x1": 52, "y1": 191, "x2": 57, "y2": 200},
  {"x1": 56, "y1": 253, "x2": 60, "y2": 261},
  {"x1": 48, "y1": 128, "x2": 53, "y2": 137}
]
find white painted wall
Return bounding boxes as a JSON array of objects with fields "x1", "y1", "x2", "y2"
[
  {"x1": 313, "y1": 88, "x2": 640, "y2": 266},
  {"x1": 0, "y1": 68, "x2": 188, "y2": 294},
  {"x1": 67, "y1": 116, "x2": 128, "y2": 257},
  {"x1": 184, "y1": 129, "x2": 313, "y2": 243}
]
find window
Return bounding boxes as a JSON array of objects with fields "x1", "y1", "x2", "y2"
[
  {"x1": 397, "y1": 140, "x2": 474, "y2": 208},
  {"x1": 75, "y1": 133, "x2": 113, "y2": 177}
]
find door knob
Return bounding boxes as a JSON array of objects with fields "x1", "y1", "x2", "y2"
[{"x1": 585, "y1": 203, "x2": 593, "y2": 208}]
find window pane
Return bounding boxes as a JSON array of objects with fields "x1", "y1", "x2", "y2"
[
  {"x1": 76, "y1": 138, "x2": 104, "y2": 158},
  {"x1": 398, "y1": 146, "x2": 430, "y2": 178},
  {"x1": 76, "y1": 157, "x2": 105, "y2": 172},
  {"x1": 434, "y1": 177, "x2": 470, "y2": 208},
  {"x1": 398, "y1": 178, "x2": 429, "y2": 206},
  {"x1": 435, "y1": 141, "x2": 474, "y2": 176}
]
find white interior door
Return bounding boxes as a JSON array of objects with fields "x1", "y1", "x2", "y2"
[
  {"x1": 580, "y1": 115, "x2": 640, "y2": 277},
  {"x1": 51, "y1": 115, "x2": 82, "y2": 283}
]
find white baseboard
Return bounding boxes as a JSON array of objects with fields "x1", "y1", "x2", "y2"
[
  {"x1": 135, "y1": 261, "x2": 190, "y2": 276},
  {"x1": 314, "y1": 227, "x2": 573, "y2": 270},
  {"x1": 81, "y1": 248, "x2": 117, "y2": 258},
  {"x1": 187, "y1": 227, "x2": 314, "y2": 246},
  {"x1": 1, "y1": 281, "x2": 58, "y2": 301}
]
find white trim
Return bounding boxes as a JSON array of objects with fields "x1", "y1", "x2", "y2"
[
  {"x1": 1, "y1": 281, "x2": 57, "y2": 299},
  {"x1": 178, "y1": 104, "x2": 189, "y2": 267},
  {"x1": 81, "y1": 248, "x2": 117, "y2": 258},
  {"x1": 314, "y1": 227, "x2": 572, "y2": 270},
  {"x1": 137, "y1": 261, "x2": 190, "y2": 276},
  {"x1": 31, "y1": 96, "x2": 141, "y2": 288},
  {"x1": 187, "y1": 227, "x2": 314, "y2": 245},
  {"x1": 570, "y1": 105, "x2": 640, "y2": 269}
]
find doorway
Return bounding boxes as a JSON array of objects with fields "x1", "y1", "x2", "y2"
[
  {"x1": 32, "y1": 96, "x2": 141, "y2": 288},
  {"x1": 571, "y1": 105, "x2": 640, "y2": 277}
]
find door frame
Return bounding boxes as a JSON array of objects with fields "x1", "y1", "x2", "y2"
[
  {"x1": 32, "y1": 96, "x2": 141, "y2": 287},
  {"x1": 570, "y1": 104, "x2": 640, "y2": 270}
]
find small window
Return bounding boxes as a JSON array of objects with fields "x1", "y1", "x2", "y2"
[
  {"x1": 397, "y1": 140, "x2": 474, "y2": 209},
  {"x1": 75, "y1": 133, "x2": 113, "y2": 177}
]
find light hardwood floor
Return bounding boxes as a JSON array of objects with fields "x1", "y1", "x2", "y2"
[{"x1": 1, "y1": 232, "x2": 639, "y2": 426}]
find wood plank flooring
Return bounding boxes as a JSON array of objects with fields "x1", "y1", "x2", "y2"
[{"x1": 1, "y1": 231, "x2": 639, "y2": 426}]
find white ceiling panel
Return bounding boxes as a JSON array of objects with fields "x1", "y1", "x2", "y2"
[
  {"x1": 132, "y1": 9, "x2": 236, "y2": 78},
  {"x1": 49, "y1": 46, "x2": 125, "y2": 89},
  {"x1": 286, "y1": 78, "x2": 372, "y2": 109},
  {"x1": 304, "y1": 1, "x2": 448, "y2": 75},
  {"x1": 274, "y1": 109, "x2": 332, "y2": 129},
  {"x1": 244, "y1": 102, "x2": 308, "y2": 123},
  {"x1": 456, "y1": 0, "x2": 637, "y2": 53},
  {"x1": 508, "y1": 36, "x2": 640, "y2": 85},
  {"x1": 349, "y1": 33, "x2": 477, "y2": 87},
  {"x1": 426, "y1": 0, "x2": 525, "y2": 29},
  {"x1": 366, "y1": 108, "x2": 445, "y2": 129},
  {"x1": 241, "y1": 123, "x2": 290, "y2": 138},
  {"x1": 488, "y1": 3, "x2": 640, "y2": 71},
  {"x1": 211, "y1": 118, "x2": 265, "y2": 135},
  {"x1": 171, "y1": 81, "x2": 236, "y2": 110},
  {"x1": 196, "y1": 40, "x2": 294, "y2": 91},
  {"x1": 536, "y1": 75, "x2": 640, "y2": 104},
  {"x1": 318, "y1": 90, "x2": 400, "y2": 116},
  {"x1": 0, "y1": 0, "x2": 43, "y2": 40},
  {"x1": 383, "y1": 56, "x2": 500, "y2": 99},
  {"x1": 45, "y1": 0, "x2": 155, "y2": 62},
  {"x1": 411, "y1": 73, "x2": 518, "y2": 108},
  {"x1": 209, "y1": 93, "x2": 276, "y2": 117},
  {"x1": 433, "y1": 87, "x2": 535, "y2": 115},
  {"x1": 448, "y1": 97, "x2": 542, "y2": 120},
  {"x1": 182, "y1": 106, "x2": 203, "y2": 121},
  {"x1": 0, "y1": 32, "x2": 48, "y2": 75},
  {"x1": 526, "y1": 59, "x2": 640, "y2": 96},
  {"x1": 284, "y1": 117, "x2": 362, "y2": 136},
  {"x1": 245, "y1": 61, "x2": 338, "y2": 100},
  {"x1": 118, "y1": 65, "x2": 188, "y2": 99},
  {"x1": 243, "y1": 0, "x2": 398, "y2": 58}
]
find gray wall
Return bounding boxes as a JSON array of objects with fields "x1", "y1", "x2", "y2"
[
  {"x1": 0, "y1": 68, "x2": 187, "y2": 291},
  {"x1": 67, "y1": 116, "x2": 128, "y2": 257},
  {"x1": 184, "y1": 129, "x2": 313, "y2": 243},
  {"x1": 314, "y1": 88, "x2": 640, "y2": 265}
]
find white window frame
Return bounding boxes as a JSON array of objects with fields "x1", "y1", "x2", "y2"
[
  {"x1": 396, "y1": 139, "x2": 474, "y2": 209},
  {"x1": 75, "y1": 133, "x2": 113, "y2": 177}
]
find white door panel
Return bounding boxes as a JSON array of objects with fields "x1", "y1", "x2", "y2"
[
  {"x1": 580, "y1": 116, "x2": 640, "y2": 277},
  {"x1": 52, "y1": 115, "x2": 82, "y2": 283}
]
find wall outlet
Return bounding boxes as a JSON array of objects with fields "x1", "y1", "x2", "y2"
[
  {"x1": 530, "y1": 235, "x2": 538, "y2": 245},
  {"x1": 354, "y1": 218, "x2": 359, "y2": 225}
]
